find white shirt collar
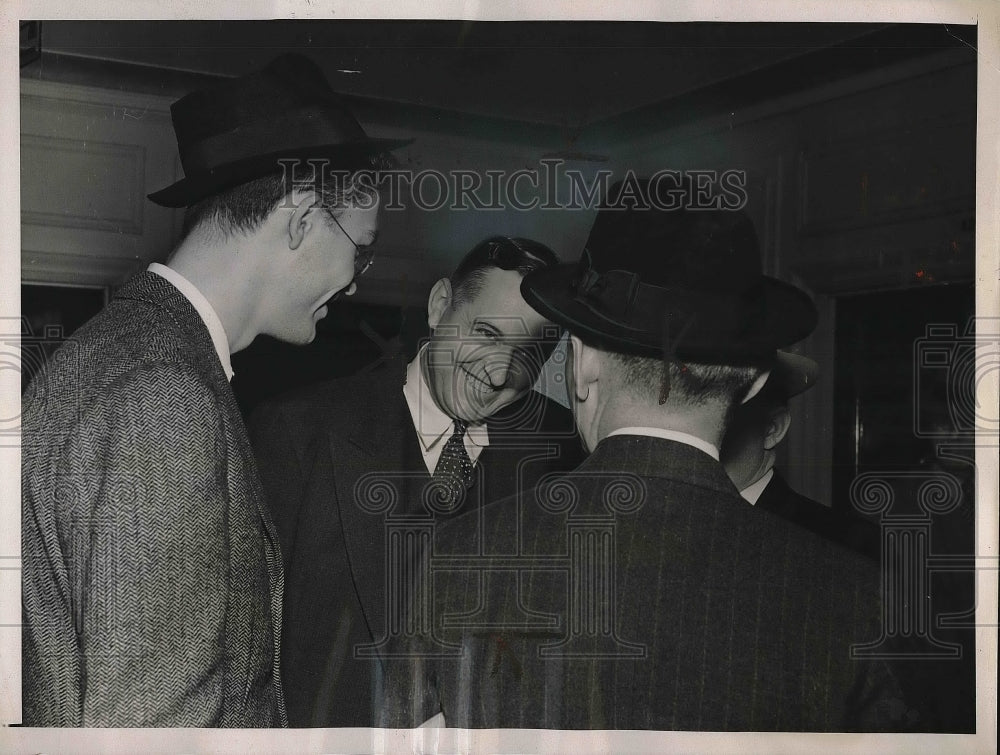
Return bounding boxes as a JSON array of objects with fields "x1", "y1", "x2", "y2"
[
  {"x1": 606, "y1": 426, "x2": 720, "y2": 461},
  {"x1": 740, "y1": 468, "x2": 774, "y2": 505},
  {"x1": 148, "y1": 263, "x2": 234, "y2": 382},
  {"x1": 402, "y1": 347, "x2": 490, "y2": 454}
]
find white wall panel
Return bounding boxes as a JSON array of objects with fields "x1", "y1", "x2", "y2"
[{"x1": 20, "y1": 79, "x2": 182, "y2": 286}]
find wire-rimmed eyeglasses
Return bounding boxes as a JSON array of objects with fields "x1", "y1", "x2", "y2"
[{"x1": 328, "y1": 212, "x2": 375, "y2": 277}]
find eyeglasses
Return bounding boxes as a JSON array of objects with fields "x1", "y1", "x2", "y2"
[{"x1": 328, "y1": 212, "x2": 375, "y2": 277}]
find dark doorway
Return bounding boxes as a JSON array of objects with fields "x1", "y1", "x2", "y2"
[
  {"x1": 20, "y1": 283, "x2": 107, "y2": 391},
  {"x1": 230, "y1": 300, "x2": 428, "y2": 417},
  {"x1": 833, "y1": 282, "x2": 976, "y2": 513},
  {"x1": 833, "y1": 281, "x2": 976, "y2": 732}
]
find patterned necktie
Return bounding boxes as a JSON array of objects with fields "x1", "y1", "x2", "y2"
[{"x1": 432, "y1": 419, "x2": 475, "y2": 505}]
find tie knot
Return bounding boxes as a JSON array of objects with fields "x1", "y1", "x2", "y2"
[{"x1": 451, "y1": 419, "x2": 468, "y2": 438}]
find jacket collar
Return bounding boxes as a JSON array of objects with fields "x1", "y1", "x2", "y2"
[
  {"x1": 583, "y1": 433, "x2": 738, "y2": 498},
  {"x1": 113, "y1": 271, "x2": 231, "y2": 395},
  {"x1": 147, "y1": 263, "x2": 234, "y2": 381}
]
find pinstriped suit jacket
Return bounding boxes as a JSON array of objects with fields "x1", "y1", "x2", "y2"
[
  {"x1": 21, "y1": 272, "x2": 286, "y2": 727},
  {"x1": 382, "y1": 435, "x2": 904, "y2": 731}
]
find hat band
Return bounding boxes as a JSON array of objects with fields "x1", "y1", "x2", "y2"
[
  {"x1": 571, "y1": 261, "x2": 768, "y2": 345},
  {"x1": 181, "y1": 105, "x2": 370, "y2": 174}
]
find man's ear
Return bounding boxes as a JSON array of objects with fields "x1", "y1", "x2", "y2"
[
  {"x1": 426, "y1": 278, "x2": 453, "y2": 329},
  {"x1": 286, "y1": 188, "x2": 320, "y2": 251},
  {"x1": 569, "y1": 335, "x2": 599, "y2": 402},
  {"x1": 741, "y1": 369, "x2": 772, "y2": 405},
  {"x1": 763, "y1": 405, "x2": 792, "y2": 450}
]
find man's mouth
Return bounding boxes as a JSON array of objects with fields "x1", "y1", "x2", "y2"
[
  {"x1": 323, "y1": 281, "x2": 357, "y2": 307},
  {"x1": 459, "y1": 365, "x2": 495, "y2": 399}
]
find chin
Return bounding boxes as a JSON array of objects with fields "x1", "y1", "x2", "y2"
[{"x1": 286, "y1": 324, "x2": 318, "y2": 346}]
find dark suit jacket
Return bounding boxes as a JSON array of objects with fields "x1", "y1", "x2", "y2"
[
  {"x1": 380, "y1": 435, "x2": 906, "y2": 731},
  {"x1": 756, "y1": 470, "x2": 881, "y2": 561},
  {"x1": 249, "y1": 358, "x2": 584, "y2": 727},
  {"x1": 21, "y1": 272, "x2": 286, "y2": 727}
]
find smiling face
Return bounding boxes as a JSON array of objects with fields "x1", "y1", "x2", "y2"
[
  {"x1": 422, "y1": 267, "x2": 555, "y2": 424},
  {"x1": 271, "y1": 195, "x2": 380, "y2": 345},
  {"x1": 308, "y1": 202, "x2": 380, "y2": 318}
]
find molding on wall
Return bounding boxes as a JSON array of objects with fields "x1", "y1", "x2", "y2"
[
  {"x1": 797, "y1": 116, "x2": 975, "y2": 237},
  {"x1": 608, "y1": 47, "x2": 973, "y2": 161},
  {"x1": 20, "y1": 247, "x2": 145, "y2": 287},
  {"x1": 21, "y1": 135, "x2": 147, "y2": 235},
  {"x1": 20, "y1": 78, "x2": 182, "y2": 287},
  {"x1": 21, "y1": 53, "x2": 570, "y2": 150},
  {"x1": 20, "y1": 76, "x2": 175, "y2": 119}
]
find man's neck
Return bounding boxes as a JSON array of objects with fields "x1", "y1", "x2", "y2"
[
  {"x1": 168, "y1": 240, "x2": 260, "y2": 354},
  {"x1": 599, "y1": 410, "x2": 723, "y2": 452}
]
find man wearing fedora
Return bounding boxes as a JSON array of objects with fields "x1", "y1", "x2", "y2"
[
  {"x1": 380, "y1": 177, "x2": 906, "y2": 730},
  {"x1": 21, "y1": 53, "x2": 408, "y2": 727},
  {"x1": 722, "y1": 352, "x2": 881, "y2": 560}
]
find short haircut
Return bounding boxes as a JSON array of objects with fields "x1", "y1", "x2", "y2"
[
  {"x1": 608, "y1": 351, "x2": 771, "y2": 414},
  {"x1": 449, "y1": 236, "x2": 560, "y2": 307},
  {"x1": 181, "y1": 153, "x2": 393, "y2": 238}
]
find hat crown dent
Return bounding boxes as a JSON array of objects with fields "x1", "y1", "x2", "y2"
[
  {"x1": 171, "y1": 54, "x2": 357, "y2": 146},
  {"x1": 584, "y1": 179, "x2": 763, "y2": 295},
  {"x1": 150, "y1": 53, "x2": 412, "y2": 207},
  {"x1": 519, "y1": 176, "x2": 819, "y2": 363}
]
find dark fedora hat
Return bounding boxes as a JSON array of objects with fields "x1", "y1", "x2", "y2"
[
  {"x1": 521, "y1": 176, "x2": 818, "y2": 364},
  {"x1": 148, "y1": 53, "x2": 412, "y2": 207}
]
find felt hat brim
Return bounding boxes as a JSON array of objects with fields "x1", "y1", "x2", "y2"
[
  {"x1": 769, "y1": 351, "x2": 820, "y2": 398},
  {"x1": 521, "y1": 263, "x2": 818, "y2": 364},
  {"x1": 148, "y1": 138, "x2": 413, "y2": 208}
]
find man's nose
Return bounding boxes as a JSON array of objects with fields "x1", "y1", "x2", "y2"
[{"x1": 483, "y1": 356, "x2": 511, "y2": 387}]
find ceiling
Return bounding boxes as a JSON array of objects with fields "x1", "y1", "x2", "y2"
[{"x1": 37, "y1": 21, "x2": 898, "y2": 128}]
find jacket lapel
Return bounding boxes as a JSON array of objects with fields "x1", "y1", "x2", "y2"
[{"x1": 327, "y1": 360, "x2": 427, "y2": 641}]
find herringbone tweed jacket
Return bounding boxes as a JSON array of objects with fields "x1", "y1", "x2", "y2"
[
  {"x1": 380, "y1": 435, "x2": 907, "y2": 731},
  {"x1": 21, "y1": 272, "x2": 286, "y2": 727}
]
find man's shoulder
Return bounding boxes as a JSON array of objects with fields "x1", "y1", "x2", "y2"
[
  {"x1": 747, "y1": 497, "x2": 881, "y2": 593},
  {"x1": 762, "y1": 472, "x2": 882, "y2": 562},
  {"x1": 249, "y1": 360, "x2": 405, "y2": 432},
  {"x1": 24, "y1": 297, "x2": 217, "y2": 417}
]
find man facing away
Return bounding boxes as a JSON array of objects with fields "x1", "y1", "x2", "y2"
[
  {"x1": 249, "y1": 236, "x2": 585, "y2": 726},
  {"x1": 380, "y1": 177, "x2": 908, "y2": 731},
  {"x1": 20, "y1": 53, "x2": 408, "y2": 727}
]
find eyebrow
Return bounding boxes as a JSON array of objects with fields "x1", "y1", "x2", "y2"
[
  {"x1": 471, "y1": 319, "x2": 548, "y2": 347},
  {"x1": 472, "y1": 319, "x2": 504, "y2": 337}
]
